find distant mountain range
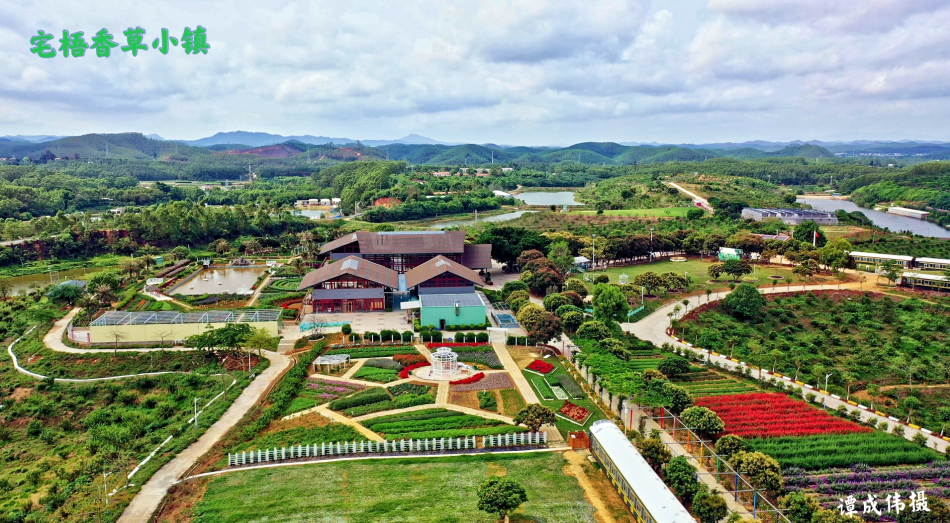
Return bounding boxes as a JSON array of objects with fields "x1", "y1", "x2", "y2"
[
  {"x1": 0, "y1": 135, "x2": 66, "y2": 144},
  {"x1": 175, "y1": 131, "x2": 455, "y2": 148}
]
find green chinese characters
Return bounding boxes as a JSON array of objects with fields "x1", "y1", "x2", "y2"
[{"x1": 30, "y1": 26, "x2": 209, "y2": 57}]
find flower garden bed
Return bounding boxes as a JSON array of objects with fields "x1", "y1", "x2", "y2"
[
  {"x1": 450, "y1": 372, "x2": 484, "y2": 385},
  {"x1": 393, "y1": 354, "x2": 428, "y2": 366},
  {"x1": 747, "y1": 432, "x2": 942, "y2": 470},
  {"x1": 361, "y1": 408, "x2": 525, "y2": 440},
  {"x1": 399, "y1": 362, "x2": 430, "y2": 379},
  {"x1": 353, "y1": 366, "x2": 401, "y2": 384},
  {"x1": 328, "y1": 386, "x2": 434, "y2": 417},
  {"x1": 557, "y1": 401, "x2": 592, "y2": 425},
  {"x1": 326, "y1": 345, "x2": 419, "y2": 359},
  {"x1": 695, "y1": 393, "x2": 872, "y2": 438},
  {"x1": 451, "y1": 372, "x2": 515, "y2": 392},
  {"x1": 525, "y1": 360, "x2": 554, "y2": 375},
  {"x1": 455, "y1": 349, "x2": 503, "y2": 369},
  {"x1": 286, "y1": 378, "x2": 366, "y2": 414}
]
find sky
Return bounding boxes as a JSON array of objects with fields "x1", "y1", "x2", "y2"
[{"x1": 2, "y1": 0, "x2": 950, "y2": 145}]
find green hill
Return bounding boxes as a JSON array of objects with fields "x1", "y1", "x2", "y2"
[
  {"x1": 0, "y1": 133, "x2": 211, "y2": 160},
  {"x1": 767, "y1": 144, "x2": 834, "y2": 159}
]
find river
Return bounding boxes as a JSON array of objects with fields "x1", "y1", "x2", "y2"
[
  {"x1": 515, "y1": 191, "x2": 581, "y2": 206},
  {"x1": 797, "y1": 198, "x2": 950, "y2": 239}
]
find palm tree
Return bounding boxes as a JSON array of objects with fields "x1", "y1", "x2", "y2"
[
  {"x1": 244, "y1": 239, "x2": 261, "y2": 256},
  {"x1": 214, "y1": 239, "x2": 231, "y2": 255},
  {"x1": 120, "y1": 258, "x2": 142, "y2": 279},
  {"x1": 95, "y1": 284, "x2": 116, "y2": 305},
  {"x1": 290, "y1": 257, "x2": 307, "y2": 275},
  {"x1": 299, "y1": 231, "x2": 315, "y2": 257},
  {"x1": 141, "y1": 255, "x2": 156, "y2": 272}
]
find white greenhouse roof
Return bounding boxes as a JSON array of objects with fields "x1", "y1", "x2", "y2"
[
  {"x1": 90, "y1": 309, "x2": 282, "y2": 326},
  {"x1": 902, "y1": 271, "x2": 949, "y2": 281},
  {"x1": 915, "y1": 257, "x2": 950, "y2": 264},
  {"x1": 589, "y1": 420, "x2": 694, "y2": 523}
]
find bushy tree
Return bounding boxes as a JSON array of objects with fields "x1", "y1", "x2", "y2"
[
  {"x1": 592, "y1": 283, "x2": 630, "y2": 323},
  {"x1": 513, "y1": 404, "x2": 556, "y2": 432},
  {"x1": 680, "y1": 406, "x2": 725, "y2": 435},
  {"x1": 721, "y1": 283, "x2": 766, "y2": 319},
  {"x1": 47, "y1": 283, "x2": 84, "y2": 304},
  {"x1": 657, "y1": 356, "x2": 691, "y2": 379},
  {"x1": 477, "y1": 477, "x2": 528, "y2": 523},
  {"x1": 543, "y1": 293, "x2": 571, "y2": 312},
  {"x1": 597, "y1": 338, "x2": 629, "y2": 360},
  {"x1": 516, "y1": 249, "x2": 546, "y2": 267},
  {"x1": 560, "y1": 290, "x2": 584, "y2": 307},
  {"x1": 792, "y1": 220, "x2": 827, "y2": 248},
  {"x1": 665, "y1": 456, "x2": 701, "y2": 501},
  {"x1": 501, "y1": 281, "x2": 529, "y2": 300},
  {"x1": 526, "y1": 268, "x2": 564, "y2": 295},
  {"x1": 548, "y1": 241, "x2": 575, "y2": 277},
  {"x1": 714, "y1": 434, "x2": 749, "y2": 459},
  {"x1": 633, "y1": 271, "x2": 663, "y2": 295},
  {"x1": 516, "y1": 304, "x2": 546, "y2": 332},
  {"x1": 564, "y1": 278, "x2": 588, "y2": 297},
  {"x1": 707, "y1": 262, "x2": 725, "y2": 281},
  {"x1": 555, "y1": 304, "x2": 584, "y2": 318},
  {"x1": 637, "y1": 437, "x2": 672, "y2": 471},
  {"x1": 575, "y1": 320, "x2": 610, "y2": 341},
  {"x1": 693, "y1": 488, "x2": 729, "y2": 523},
  {"x1": 729, "y1": 451, "x2": 783, "y2": 492},
  {"x1": 779, "y1": 491, "x2": 820, "y2": 523},
  {"x1": 560, "y1": 311, "x2": 584, "y2": 332},
  {"x1": 723, "y1": 259, "x2": 752, "y2": 281},
  {"x1": 527, "y1": 311, "x2": 561, "y2": 344}
]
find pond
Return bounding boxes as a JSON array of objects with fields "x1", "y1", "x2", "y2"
[
  {"x1": 797, "y1": 198, "x2": 950, "y2": 239},
  {"x1": 167, "y1": 266, "x2": 268, "y2": 296},
  {"x1": 515, "y1": 191, "x2": 582, "y2": 206},
  {"x1": 429, "y1": 210, "x2": 537, "y2": 229},
  {"x1": 8, "y1": 266, "x2": 107, "y2": 296}
]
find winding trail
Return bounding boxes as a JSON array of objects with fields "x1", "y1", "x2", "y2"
[{"x1": 622, "y1": 282, "x2": 950, "y2": 454}]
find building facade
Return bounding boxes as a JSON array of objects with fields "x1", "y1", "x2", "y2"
[
  {"x1": 319, "y1": 230, "x2": 492, "y2": 272},
  {"x1": 298, "y1": 256, "x2": 398, "y2": 314},
  {"x1": 740, "y1": 208, "x2": 839, "y2": 225},
  {"x1": 849, "y1": 251, "x2": 914, "y2": 271}
]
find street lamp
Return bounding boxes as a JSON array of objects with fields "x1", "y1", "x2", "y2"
[
  {"x1": 640, "y1": 286, "x2": 645, "y2": 307},
  {"x1": 194, "y1": 397, "x2": 203, "y2": 429},
  {"x1": 591, "y1": 234, "x2": 596, "y2": 272},
  {"x1": 649, "y1": 228, "x2": 655, "y2": 261},
  {"x1": 824, "y1": 373, "x2": 834, "y2": 394}
]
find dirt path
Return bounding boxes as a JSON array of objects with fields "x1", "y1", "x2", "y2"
[{"x1": 562, "y1": 451, "x2": 624, "y2": 523}]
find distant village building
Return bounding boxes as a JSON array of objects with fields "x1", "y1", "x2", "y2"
[{"x1": 740, "y1": 208, "x2": 838, "y2": 225}]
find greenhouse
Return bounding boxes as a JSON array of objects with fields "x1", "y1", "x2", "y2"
[{"x1": 87, "y1": 309, "x2": 282, "y2": 345}]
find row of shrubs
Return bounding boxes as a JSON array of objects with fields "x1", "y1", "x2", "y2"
[
  {"x1": 507, "y1": 336, "x2": 531, "y2": 345},
  {"x1": 242, "y1": 343, "x2": 322, "y2": 438},
  {"x1": 413, "y1": 317, "x2": 491, "y2": 332},
  {"x1": 347, "y1": 330, "x2": 414, "y2": 343},
  {"x1": 452, "y1": 332, "x2": 490, "y2": 343}
]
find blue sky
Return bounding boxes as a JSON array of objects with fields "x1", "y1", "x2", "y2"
[{"x1": 2, "y1": 0, "x2": 950, "y2": 145}]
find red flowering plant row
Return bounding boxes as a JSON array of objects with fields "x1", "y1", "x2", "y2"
[
  {"x1": 450, "y1": 372, "x2": 485, "y2": 385},
  {"x1": 525, "y1": 360, "x2": 554, "y2": 374},
  {"x1": 426, "y1": 343, "x2": 491, "y2": 349},
  {"x1": 558, "y1": 401, "x2": 591, "y2": 424},
  {"x1": 393, "y1": 354, "x2": 428, "y2": 366},
  {"x1": 695, "y1": 393, "x2": 872, "y2": 439},
  {"x1": 399, "y1": 362, "x2": 430, "y2": 379}
]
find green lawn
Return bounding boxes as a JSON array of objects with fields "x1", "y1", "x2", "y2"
[
  {"x1": 521, "y1": 357, "x2": 610, "y2": 437},
  {"x1": 191, "y1": 453, "x2": 598, "y2": 523},
  {"x1": 568, "y1": 207, "x2": 692, "y2": 217}
]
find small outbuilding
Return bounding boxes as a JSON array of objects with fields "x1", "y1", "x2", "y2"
[{"x1": 419, "y1": 293, "x2": 487, "y2": 330}]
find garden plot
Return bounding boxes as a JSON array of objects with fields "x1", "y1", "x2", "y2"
[
  {"x1": 325, "y1": 345, "x2": 420, "y2": 359},
  {"x1": 451, "y1": 372, "x2": 515, "y2": 392},
  {"x1": 673, "y1": 369, "x2": 759, "y2": 398},
  {"x1": 286, "y1": 378, "x2": 365, "y2": 415},
  {"x1": 329, "y1": 384, "x2": 436, "y2": 417},
  {"x1": 696, "y1": 393, "x2": 872, "y2": 438},
  {"x1": 361, "y1": 408, "x2": 526, "y2": 440}
]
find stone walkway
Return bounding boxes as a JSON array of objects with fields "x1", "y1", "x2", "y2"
[
  {"x1": 313, "y1": 406, "x2": 386, "y2": 442},
  {"x1": 116, "y1": 350, "x2": 292, "y2": 523},
  {"x1": 622, "y1": 282, "x2": 950, "y2": 454},
  {"x1": 491, "y1": 342, "x2": 540, "y2": 404}
]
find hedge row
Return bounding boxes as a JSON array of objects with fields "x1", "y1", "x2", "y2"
[
  {"x1": 555, "y1": 373, "x2": 585, "y2": 398},
  {"x1": 242, "y1": 343, "x2": 324, "y2": 439},
  {"x1": 329, "y1": 387, "x2": 390, "y2": 411},
  {"x1": 385, "y1": 426, "x2": 528, "y2": 441},
  {"x1": 342, "y1": 393, "x2": 434, "y2": 417}
]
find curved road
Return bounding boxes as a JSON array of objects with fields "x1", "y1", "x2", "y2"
[
  {"x1": 8, "y1": 307, "x2": 294, "y2": 522},
  {"x1": 622, "y1": 283, "x2": 949, "y2": 454}
]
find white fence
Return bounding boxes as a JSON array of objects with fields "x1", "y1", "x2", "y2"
[
  {"x1": 228, "y1": 433, "x2": 547, "y2": 466},
  {"x1": 484, "y1": 432, "x2": 546, "y2": 447}
]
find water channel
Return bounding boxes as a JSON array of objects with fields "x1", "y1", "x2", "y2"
[
  {"x1": 8, "y1": 266, "x2": 107, "y2": 296},
  {"x1": 429, "y1": 210, "x2": 537, "y2": 229},
  {"x1": 797, "y1": 198, "x2": 950, "y2": 239}
]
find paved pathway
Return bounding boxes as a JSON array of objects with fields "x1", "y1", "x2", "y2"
[
  {"x1": 436, "y1": 381, "x2": 450, "y2": 404},
  {"x1": 341, "y1": 359, "x2": 366, "y2": 379},
  {"x1": 669, "y1": 182, "x2": 713, "y2": 212},
  {"x1": 117, "y1": 349, "x2": 292, "y2": 523},
  {"x1": 314, "y1": 406, "x2": 386, "y2": 442},
  {"x1": 491, "y1": 342, "x2": 540, "y2": 404},
  {"x1": 622, "y1": 283, "x2": 950, "y2": 454}
]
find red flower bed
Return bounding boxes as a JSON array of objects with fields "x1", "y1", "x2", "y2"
[
  {"x1": 450, "y1": 372, "x2": 485, "y2": 385},
  {"x1": 558, "y1": 401, "x2": 591, "y2": 423},
  {"x1": 393, "y1": 354, "x2": 428, "y2": 366},
  {"x1": 426, "y1": 342, "x2": 491, "y2": 349},
  {"x1": 526, "y1": 360, "x2": 554, "y2": 374},
  {"x1": 399, "y1": 362, "x2": 430, "y2": 379},
  {"x1": 695, "y1": 393, "x2": 872, "y2": 439}
]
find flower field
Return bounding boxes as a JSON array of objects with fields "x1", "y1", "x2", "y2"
[
  {"x1": 558, "y1": 401, "x2": 592, "y2": 424},
  {"x1": 287, "y1": 378, "x2": 366, "y2": 414},
  {"x1": 526, "y1": 360, "x2": 554, "y2": 374},
  {"x1": 361, "y1": 408, "x2": 526, "y2": 440},
  {"x1": 450, "y1": 372, "x2": 484, "y2": 385},
  {"x1": 747, "y1": 432, "x2": 941, "y2": 470},
  {"x1": 399, "y1": 362, "x2": 430, "y2": 379},
  {"x1": 451, "y1": 372, "x2": 515, "y2": 392},
  {"x1": 695, "y1": 393, "x2": 871, "y2": 438},
  {"x1": 784, "y1": 462, "x2": 950, "y2": 511}
]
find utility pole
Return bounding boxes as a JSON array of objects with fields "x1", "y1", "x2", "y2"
[{"x1": 194, "y1": 397, "x2": 202, "y2": 429}]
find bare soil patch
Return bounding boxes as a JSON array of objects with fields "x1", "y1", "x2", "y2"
[{"x1": 562, "y1": 451, "x2": 636, "y2": 523}]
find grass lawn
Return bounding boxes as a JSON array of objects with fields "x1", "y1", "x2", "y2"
[
  {"x1": 568, "y1": 207, "x2": 692, "y2": 217},
  {"x1": 190, "y1": 452, "x2": 602, "y2": 523}
]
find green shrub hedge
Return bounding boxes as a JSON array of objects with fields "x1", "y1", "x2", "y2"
[{"x1": 329, "y1": 387, "x2": 390, "y2": 411}]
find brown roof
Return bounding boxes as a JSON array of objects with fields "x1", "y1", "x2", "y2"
[
  {"x1": 462, "y1": 243, "x2": 492, "y2": 269},
  {"x1": 320, "y1": 231, "x2": 467, "y2": 256},
  {"x1": 297, "y1": 256, "x2": 399, "y2": 290},
  {"x1": 404, "y1": 256, "x2": 484, "y2": 288}
]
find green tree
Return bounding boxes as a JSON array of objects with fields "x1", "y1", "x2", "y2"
[
  {"x1": 0, "y1": 278, "x2": 11, "y2": 300},
  {"x1": 707, "y1": 262, "x2": 725, "y2": 281},
  {"x1": 680, "y1": 406, "x2": 725, "y2": 435},
  {"x1": 244, "y1": 327, "x2": 275, "y2": 357},
  {"x1": 778, "y1": 491, "x2": 820, "y2": 523},
  {"x1": 819, "y1": 238, "x2": 852, "y2": 271},
  {"x1": 515, "y1": 304, "x2": 546, "y2": 333},
  {"x1": 592, "y1": 283, "x2": 630, "y2": 323},
  {"x1": 938, "y1": 406, "x2": 950, "y2": 436},
  {"x1": 880, "y1": 261, "x2": 901, "y2": 286},
  {"x1": 729, "y1": 451, "x2": 783, "y2": 492},
  {"x1": 560, "y1": 311, "x2": 584, "y2": 332},
  {"x1": 548, "y1": 241, "x2": 575, "y2": 278},
  {"x1": 526, "y1": 311, "x2": 561, "y2": 345},
  {"x1": 575, "y1": 320, "x2": 610, "y2": 341},
  {"x1": 501, "y1": 280, "x2": 529, "y2": 300},
  {"x1": 693, "y1": 488, "x2": 729, "y2": 523},
  {"x1": 902, "y1": 396, "x2": 922, "y2": 424},
  {"x1": 792, "y1": 220, "x2": 827, "y2": 247},
  {"x1": 564, "y1": 278, "x2": 588, "y2": 297},
  {"x1": 47, "y1": 283, "x2": 84, "y2": 304},
  {"x1": 665, "y1": 456, "x2": 701, "y2": 501},
  {"x1": 657, "y1": 356, "x2": 691, "y2": 379},
  {"x1": 476, "y1": 477, "x2": 528, "y2": 523},
  {"x1": 542, "y1": 293, "x2": 571, "y2": 312},
  {"x1": 721, "y1": 284, "x2": 766, "y2": 319},
  {"x1": 723, "y1": 259, "x2": 752, "y2": 281},
  {"x1": 637, "y1": 437, "x2": 672, "y2": 471},
  {"x1": 714, "y1": 434, "x2": 749, "y2": 459},
  {"x1": 632, "y1": 271, "x2": 663, "y2": 295},
  {"x1": 513, "y1": 404, "x2": 556, "y2": 432}
]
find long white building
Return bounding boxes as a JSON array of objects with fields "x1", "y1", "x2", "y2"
[{"x1": 740, "y1": 208, "x2": 839, "y2": 225}]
